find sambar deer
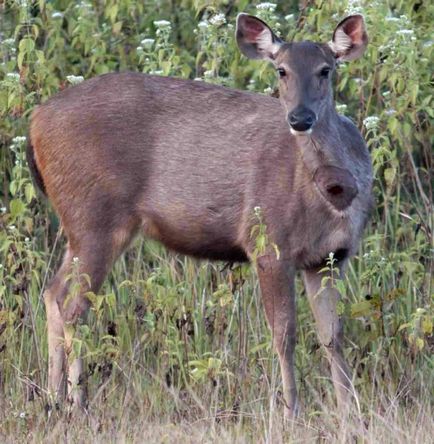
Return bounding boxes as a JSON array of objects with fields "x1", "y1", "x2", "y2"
[{"x1": 27, "y1": 13, "x2": 372, "y2": 418}]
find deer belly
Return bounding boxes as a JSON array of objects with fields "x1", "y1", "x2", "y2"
[{"x1": 140, "y1": 211, "x2": 248, "y2": 262}]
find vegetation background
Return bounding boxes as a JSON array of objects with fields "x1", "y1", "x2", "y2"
[{"x1": 0, "y1": 0, "x2": 432, "y2": 442}]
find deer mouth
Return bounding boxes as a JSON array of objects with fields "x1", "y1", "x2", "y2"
[{"x1": 290, "y1": 128, "x2": 313, "y2": 136}]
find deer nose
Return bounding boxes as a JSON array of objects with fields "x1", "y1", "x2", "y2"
[{"x1": 288, "y1": 107, "x2": 317, "y2": 133}]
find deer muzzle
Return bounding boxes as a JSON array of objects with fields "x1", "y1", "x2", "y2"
[{"x1": 288, "y1": 106, "x2": 317, "y2": 134}]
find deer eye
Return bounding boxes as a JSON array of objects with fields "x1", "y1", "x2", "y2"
[
  {"x1": 319, "y1": 67, "x2": 331, "y2": 78},
  {"x1": 277, "y1": 67, "x2": 286, "y2": 78}
]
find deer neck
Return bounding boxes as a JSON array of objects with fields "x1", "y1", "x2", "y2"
[{"x1": 293, "y1": 110, "x2": 345, "y2": 175}]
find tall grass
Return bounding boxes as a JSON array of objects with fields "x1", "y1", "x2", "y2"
[{"x1": 0, "y1": 1, "x2": 432, "y2": 442}]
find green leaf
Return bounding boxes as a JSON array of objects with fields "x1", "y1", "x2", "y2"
[
  {"x1": 24, "y1": 183, "x2": 35, "y2": 203},
  {"x1": 9, "y1": 199, "x2": 26, "y2": 219},
  {"x1": 384, "y1": 167, "x2": 396, "y2": 189},
  {"x1": 350, "y1": 301, "x2": 373, "y2": 318},
  {"x1": 422, "y1": 318, "x2": 433, "y2": 335}
]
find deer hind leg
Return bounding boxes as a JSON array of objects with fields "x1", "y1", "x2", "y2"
[
  {"x1": 302, "y1": 264, "x2": 354, "y2": 413},
  {"x1": 45, "y1": 222, "x2": 138, "y2": 410},
  {"x1": 256, "y1": 255, "x2": 298, "y2": 419},
  {"x1": 45, "y1": 248, "x2": 74, "y2": 405}
]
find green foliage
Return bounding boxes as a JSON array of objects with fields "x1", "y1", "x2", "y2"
[{"x1": 0, "y1": 0, "x2": 432, "y2": 440}]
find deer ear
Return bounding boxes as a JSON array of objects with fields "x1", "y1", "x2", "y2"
[
  {"x1": 328, "y1": 15, "x2": 368, "y2": 61},
  {"x1": 236, "y1": 13, "x2": 283, "y2": 61}
]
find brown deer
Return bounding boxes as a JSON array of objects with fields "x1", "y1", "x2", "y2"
[{"x1": 27, "y1": 13, "x2": 372, "y2": 418}]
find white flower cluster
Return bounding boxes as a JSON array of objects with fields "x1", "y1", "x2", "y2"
[
  {"x1": 12, "y1": 136, "x2": 27, "y2": 145},
  {"x1": 385, "y1": 17, "x2": 400, "y2": 23},
  {"x1": 142, "y1": 38, "x2": 155, "y2": 48},
  {"x1": 6, "y1": 72, "x2": 20, "y2": 82},
  {"x1": 51, "y1": 11, "x2": 64, "y2": 19},
  {"x1": 75, "y1": 1, "x2": 92, "y2": 9},
  {"x1": 209, "y1": 13, "x2": 226, "y2": 27},
  {"x1": 336, "y1": 103, "x2": 348, "y2": 114},
  {"x1": 256, "y1": 2, "x2": 277, "y2": 11},
  {"x1": 396, "y1": 29, "x2": 414, "y2": 36},
  {"x1": 363, "y1": 115, "x2": 380, "y2": 130},
  {"x1": 137, "y1": 38, "x2": 155, "y2": 53},
  {"x1": 3, "y1": 38, "x2": 15, "y2": 47},
  {"x1": 380, "y1": 14, "x2": 416, "y2": 57},
  {"x1": 153, "y1": 20, "x2": 171, "y2": 29},
  {"x1": 345, "y1": 0, "x2": 363, "y2": 15},
  {"x1": 197, "y1": 20, "x2": 209, "y2": 30},
  {"x1": 66, "y1": 75, "x2": 84, "y2": 85},
  {"x1": 10, "y1": 136, "x2": 26, "y2": 159},
  {"x1": 254, "y1": 206, "x2": 262, "y2": 217}
]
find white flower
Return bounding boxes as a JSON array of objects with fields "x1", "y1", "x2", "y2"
[
  {"x1": 336, "y1": 103, "x2": 347, "y2": 114},
  {"x1": 6, "y1": 72, "x2": 20, "y2": 81},
  {"x1": 209, "y1": 13, "x2": 226, "y2": 27},
  {"x1": 150, "y1": 70, "x2": 163, "y2": 76},
  {"x1": 3, "y1": 38, "x2": 15, "y2": 46},
  {"x1": 19, "y1": 412, "x2": 26, "y2": 419},
  {"x1": 385, "y1": 109, "x2": 396, "y2": 116},
  {"x1": 153, "y1": 20, "x2": 171, "y2": 29},
  {"x1": 263, "y1": 87, "x2": 273, "y2": 94},
  {"x1": 197, "y1": 20, "x2": 209, "y2": 30},
  {"x1": 141, "y1": 38, "x2": 155, "y2": 49},
  {"x1": 385, "y1": 17, "x2": 400, "y2": 23},
  {"x1": 285, "y1": 14, "x2": 294, "y2": 21},
  {"x1": 193, "y1": 77, "x2": 203, "y2": 81},
  {"x1": 0, "y1": 207, "x2": 6, "y2": 213},
  {"x1": 363, "y1": 116, "x2": 380, "y2": 130},
  {"x1": 25, "y1": 237, "x2": 30, "y2": 242},
  {"x1": 51, "y1": 11, "x2": 64, "y2": 19},
  {"x1": 256, "y1": 2, "x2": 277, "y2": 11},
  {"x1": 203, "y1": 70, "x2": 213, "y2": 78},
  {"x1": 8, "y1": 225, "x2": 16, "y2": 231},
  {"x1": 76, "y1": 1, "x2": 91, "y2": 9},
  {"x1": 346, "y1": 0, "x2": 363, "y2": 14},
  {"x1": 66, "y1": 75, "x2": 84, "y2": 85},
  {"x1": 12, "y1": 136, "x2": 26, "y2": 145},
  {"x1": 396, "y1": 29, "x2": 414, "y2": 36},
  {"x1": 72, "y1": 257, "x2": 79, "y2": 264}
]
